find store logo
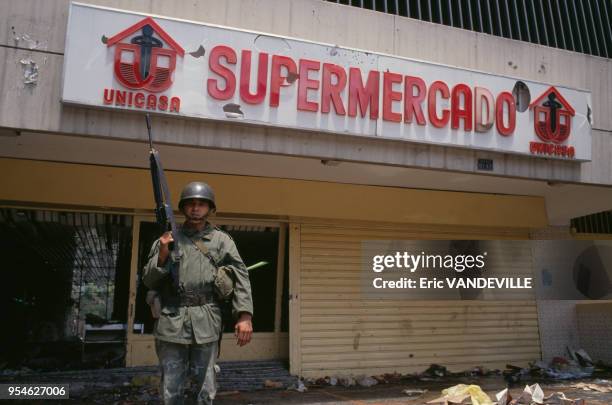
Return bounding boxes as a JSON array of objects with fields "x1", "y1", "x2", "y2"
[
  {"x1": 529, "y1": 87, "x2": 576, "y2": 158},
  {"x1": 106, "y1": 17, "x2": 184, "y2": 92},
  {"x1": 530, "y1": 86, "x2": 575, "y2": 143}
]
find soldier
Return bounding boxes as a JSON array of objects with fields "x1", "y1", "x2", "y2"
[{"x1": 143, "y1": 181, "x2": 253, "y2": 405}]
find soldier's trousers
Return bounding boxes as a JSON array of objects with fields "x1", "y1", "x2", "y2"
[{"x1": 155, "y1": 339, "x2": 218, "y2": 405}]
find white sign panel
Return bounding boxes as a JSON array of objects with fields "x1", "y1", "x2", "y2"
[{"x1": 62, "y1": 3, "x2": 592, "y2": 160}]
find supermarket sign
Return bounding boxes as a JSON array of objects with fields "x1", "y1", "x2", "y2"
[{"x1": 62, "y1": 3, "x2": 592, "y2": 160}]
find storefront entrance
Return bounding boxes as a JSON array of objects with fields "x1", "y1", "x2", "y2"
[
  {"x1": 126, "y1": 216, "x2": 289, "y2": 366},
  {"x1": 0, "y1": 207, "x2": 289, "y2": 370}
]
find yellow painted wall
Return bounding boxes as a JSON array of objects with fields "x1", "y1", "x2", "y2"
[{"x1": 1, "y1": 158, "x2": 548, "y2": 228}]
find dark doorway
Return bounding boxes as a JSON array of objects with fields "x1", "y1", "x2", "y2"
[
  {"x1": 134, "y1": 220, "x2": 283, "y2": 335},
  {"x1": 0, "y1": 208, "x2": 132, "y2": 371}
]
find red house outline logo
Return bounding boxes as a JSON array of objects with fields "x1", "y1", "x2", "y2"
[
  {"x1": 106, "y1": 17, "x2": 185, "y2": 93},
  {"x1": 529, "y1": 86, "x2": 575, "y2": 144}
]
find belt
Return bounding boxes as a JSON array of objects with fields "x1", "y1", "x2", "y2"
[
  {"x1": 162, "y1": 290, "x2": 214, "y2": 307},
  {"x1": 179, "y1": 293, "x2": 213, "y2": 307}
]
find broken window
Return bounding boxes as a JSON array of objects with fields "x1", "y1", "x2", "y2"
[{"x1": 0, "y1": 208, "x2": 132, "y2": 371}]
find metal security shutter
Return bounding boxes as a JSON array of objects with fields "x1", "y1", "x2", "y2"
[{"x1": 298, "y1": 223, "x2": 540, "y2": 377}]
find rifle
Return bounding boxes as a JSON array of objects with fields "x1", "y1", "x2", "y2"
[{"x1": 145, "y1": 114, "x2": 181, "y2": 290}]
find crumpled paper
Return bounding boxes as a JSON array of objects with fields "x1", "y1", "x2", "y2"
[{"x1": 428, "y1": 384, "x2": 494, "y2": 405}]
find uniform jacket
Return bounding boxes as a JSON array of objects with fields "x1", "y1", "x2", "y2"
[{"x1": 143, "y1": 222, "x2": 253, "y2": 344}]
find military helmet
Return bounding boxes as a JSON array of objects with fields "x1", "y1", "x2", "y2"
[{"x1": 179, "y1": 182, "x2": 216, "y2": 211}]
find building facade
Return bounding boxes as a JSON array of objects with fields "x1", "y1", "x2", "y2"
[{"x1": 1, "y1": 0, "x2": 611, "y2": 378}]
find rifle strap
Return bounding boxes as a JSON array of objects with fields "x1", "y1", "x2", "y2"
[
  {"x1": 190, "y1": 237, "x2": 219, "y2": 270},
  {"x1": 190, "y1": 236, "x2": 225, "y2": 358}
]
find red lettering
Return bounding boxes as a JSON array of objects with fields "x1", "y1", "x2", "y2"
[
  {"x1": 146, "y1": 94, "x2": 156, "y2": 110},
  {"x1": 403, "y1": 76, "x2": 426, "y2": 125},
  {"x1": 115, "y1": 90, "x2": 126, "y2": 106},
  {"x1": 496, "y1": 91, "x2": 516, "y2": 136},
  {"x1": 348, "y1": 68, "x2": 379, "y2": 119},
  {"x1": 382, "y1": 71, "x2": 402, "y2": 122},
  {"x1": 103, "y1": 89, "x2": 114, "y2": 104},
  {"x1": 207, "y1": 45, "x2": 237, "y2": 100},
  {"x1": 474, "y1": 87, "x2": 494, "y2": 132},
  {"x1": 321, "y1": 63, "x2": 347, "y2": 115},
  {"x1": 134, "y1": 92, "x2": 145, "y2": 108},
  {"x1": 270, "y1": 55, "x2": 297, "y2": 107},
  {"x1": 451, "y1": 83, "x2": 473, "y2": 131},
  {"x1": 158, "y1": 95, "x2": 168, "y2": 111},
  {"x1": 297, "y1": 59, "x2": 320, "y2": 112},
  {"x1": 170, "y1": 97, "x2": 180, "y2": 112},
  {"x1": 240, "y1": 50, "x2": 268, "y2": 104},
  {"x1": 428, "y1": 81, "x2": 450, "y2": 128}
]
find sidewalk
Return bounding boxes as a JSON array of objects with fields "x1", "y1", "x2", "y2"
[
  {"x1": 69, "y1": 375, "x2": 612, "y2": 404},
  {"x1": 4, "y1": 364, "x2": 612, "y2": 404}
]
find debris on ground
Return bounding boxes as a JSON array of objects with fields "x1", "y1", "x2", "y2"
[
  {"x1": 542, "y1": 392, "x2": 585, "y2": 405},
  {"x1": 516, "y1": 383, "x2": 545, "y2": 404},
  {"x1": 503, "y1": 364, "x2": 531, "y2": 385},
  {"x1": 403, "y1": 388, "x2": 428, "y2": 397},
  {"x1": 356, "y1": 375, "x2": 378, "y2": 387},
  {"x1": 333, "y1": 375, "x2": 354, "y2": 387},
  {"x1": 492, "y1": 384, "x2": 589, "y2": 405},
  {"x1": 423, "y1": 363, "x2": 451, "y2": 378},
  {"x1": 428, "y1": 383, "x2": 494, "y2": 405},
  {"x1": 503, "y1": 351, "x2": 597, "y2": 384},
  {"x1": 470, "y1": 366, "x2": 497, "y2": 377},
  {"x1": 286, "y1": 379, "x2": 307, "y2": 392},
  {"x1": 568, "y1": 348, "x2": 594, "y2": 368},
  {"x1": 3, "y1": 363, "x2": 612, "y2": 404},
  {"x1": 571, "y1": 380, "x2": 612, "y2": 392},
  {"x1": 263, "y1": 379, "x2": 283, "y2": 389},
  {"x1": 386, "y1": 372, "x2": 404, "y2": 383},
  {"x1": 496, "y1": 387, "x2": 511, "y2": 405}
]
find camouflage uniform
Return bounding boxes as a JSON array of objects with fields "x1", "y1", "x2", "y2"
[{"x1": 143, "y1": 222, "x2": 253, "y2": 405}]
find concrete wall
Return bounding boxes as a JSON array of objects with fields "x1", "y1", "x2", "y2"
[{"x1": 1, "y1": 0, "x2": 611, "y2": 185}]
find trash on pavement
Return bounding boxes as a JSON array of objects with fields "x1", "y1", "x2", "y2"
[
  {"x1": 571, "y1": 381, "x2": 612, "y2": 392},
  {"x1": 542, "y1": 392, "x2": 585, "y2": 405},
  {"x1": 356, "y1": 375, "x2": 377, "y2": 387},
  {"x1": 403, "y1": 388, "x2": 428, "y2": 397},
  {"x1": 287, "y1": 379, "x2": 307, "y2": 392},
  {"x1": 263, "y1": 379, "x2": 283, "y2": 389},
  {"x1": 423, "y1": 364, "x2": 451, "y2": 378},
  {"x1": 427, "y1": 384, "x2": 494, "y2": 405},
  {"x1": 516, "y1": 383, "x2": 544, "y2": 404}
]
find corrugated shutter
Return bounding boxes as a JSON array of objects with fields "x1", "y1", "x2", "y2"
[{"x1": 298, "y1": 223, "x2": 540, "y2": 377}]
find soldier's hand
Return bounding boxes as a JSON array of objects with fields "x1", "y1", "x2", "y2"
[
  {"x1": 157, "y1": 231, "x2": 173, "y2": 266},
  {"x1": 159, "y1": 231, "x2": 174, "y2": 247},
  {"x1": 235, "y1": 313, "x2": 253, "y2": 346}
]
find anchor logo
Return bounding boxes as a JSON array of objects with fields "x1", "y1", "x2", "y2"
[
  {"x1": 529, "y1": 86, "x2": 575, "y2": 143},
  {"x1": 106, "y1": 17, "x2": 184, "y2": 93}
]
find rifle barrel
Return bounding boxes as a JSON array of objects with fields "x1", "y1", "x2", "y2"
[{"x1": 145, "y1": 114, "x2": 154, "y2": 149}]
